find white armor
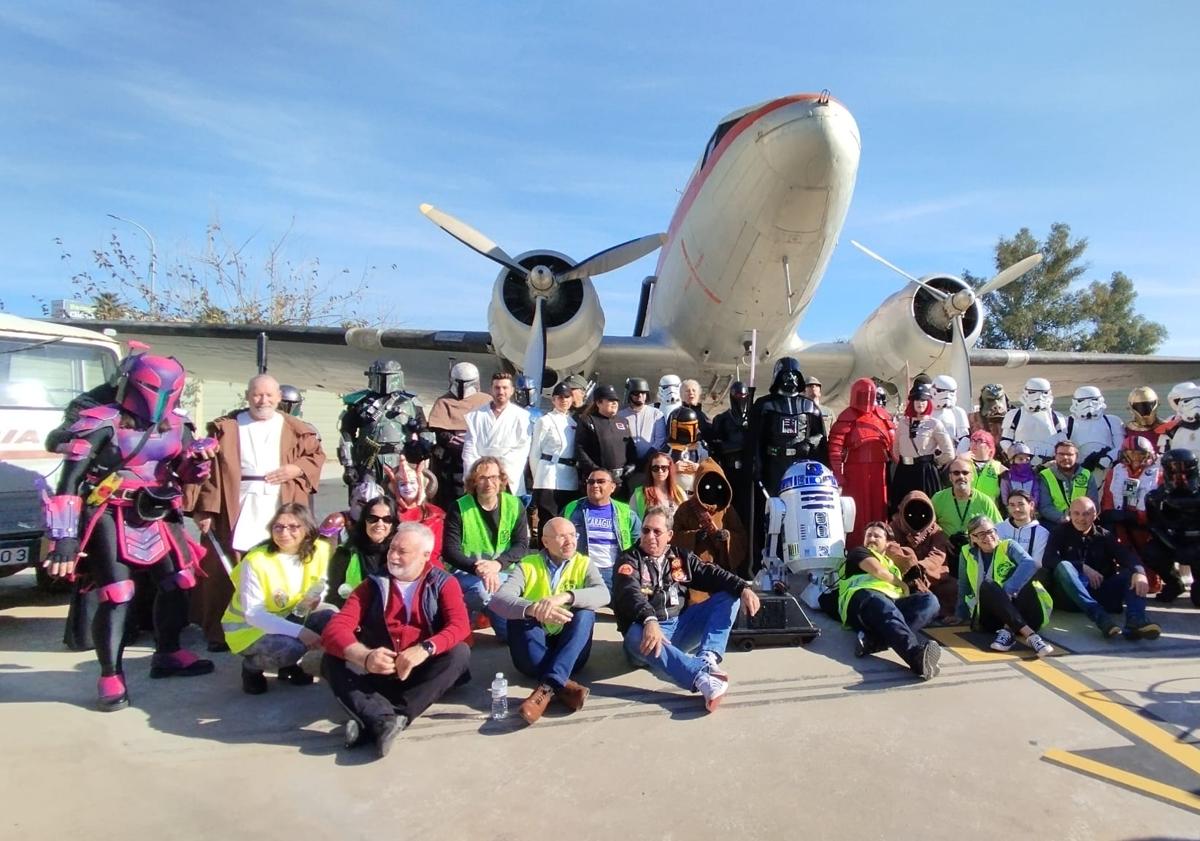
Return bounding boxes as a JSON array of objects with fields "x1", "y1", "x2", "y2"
[
  {"x1": 657, "y1": 374, "x2": 682, "y2": 418},
  {"x1": 1163, "y1": 382, "x2": 1200, "y2": 452},
  {"x1": 449, "y1": 362, "x2": 480, "y2": 399},
  {"x1": 999, "y1": 377, "x2": 1066, "y2": 465},
  {"x1": 931, "y1": 375, "x2": 971, "y2": 454},
  {"x1": 1066, "y1": 385, "x2": 1124, "y2": 470}
]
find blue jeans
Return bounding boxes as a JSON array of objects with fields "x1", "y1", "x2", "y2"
[
  {"x1": 623, "y1": 591, "x2": 740, "y2": 690},
  {"x1": 452, "y1": 570, "x2": 508, "y2": 639},
  {"x1": 847, "y1": 591, "x2": 939, "y2": 665},
  {"x1": 598, "y1": 566, "x2": 613, "y2": 594},
  {"x1": 507, "y1": 610, "x2": 595, "y2": 691},
  {"x1": 1052, "y1": 563, "x2": 1147, "y2": 627}
]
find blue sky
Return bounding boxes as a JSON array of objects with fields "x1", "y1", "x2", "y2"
[{"x1": 2, "y1": 2, "x2": 1197, "y2": 353}]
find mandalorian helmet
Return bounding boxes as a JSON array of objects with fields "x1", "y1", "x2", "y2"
[
  {"x1": 117, "y1": 354, "x2": 185, "y2": 425},
  {"x1": 668, "y1": 407, "x2": 700, "y2": 445},
  {"x1": 1021, "y1": 377, "x2": 1053, "y2": 412},
  {"x1": 931, "y1": 375, "x2": 958, "y2": 410},
  {"x1": 278, "y1": 384, "x2": 303, "y2": 416},
  {"x1": 449, "y1": 361, "x2": 480, "y2": 400},
  {"x1": 366, "y1": 358, "x2": 405, "y2": 395},
  {"x1": 1128, "y1": 386, "x2": 1159, "y2": 427},
  {"x1": 514, "y1": 375, "x2": 537, "y2": 408},
  {"x1": 1161, "y1": 448, "x2": 1199, "y2": 493}
]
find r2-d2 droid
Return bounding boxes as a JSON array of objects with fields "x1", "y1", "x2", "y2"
[{"x1": 756, "y1": 461, "x2": 856, "y2": 608}]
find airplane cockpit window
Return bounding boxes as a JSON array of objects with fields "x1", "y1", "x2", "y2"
[{"x1": 701, "y1": 119, "x2": 739, "y2": 169}]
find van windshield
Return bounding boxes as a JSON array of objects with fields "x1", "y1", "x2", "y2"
[{"x1": 0, "y1": 338, "x2": 118, "y2": 409}]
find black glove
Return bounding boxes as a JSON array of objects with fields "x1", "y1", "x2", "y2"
[
  {"x1": 403, "y1": 437, "x2": 433, "y2": 463},
  {"x1": 47, "y1": 537, "x2": 81, "y2": 565},
  {"x1": 1081, "y1": 451, "x2": 1105, "y2": 472},
  {"x1": 342, "y1": 467, "x2": 360, "y2": 487}
]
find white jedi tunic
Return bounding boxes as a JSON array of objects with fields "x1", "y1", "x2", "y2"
[
  {"x1": 232, "y1": 411, "x2": 284, "y2": 552},
  {"x1": 463, "y1": 401, "x2": 532, "y2": 496}
]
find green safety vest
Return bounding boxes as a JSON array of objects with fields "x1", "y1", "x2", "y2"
[
  {"x1": 221, "y1": 541, "x2": 332, "y2": 654},
  {"x1": 837, "y1": 547, "x2": 906, "y2": 628},
  {"x1": 517, "y1": 551, "x2": 591, "y2": 635},
  {"x1": 959, "y1": 539, "x2": 1052, "y2": 625},
  {"x1": 630, "y1": 486, "x2": 647, "y2": 520},
  {"x1": 457, "y1": 493, "x2": 521, "y2": 559},
  {"x1": 1040, "y1": 467, "x2": 1091, "y2": 514},
  {"x1": 972, "y1": 460, "x2": 1005, "y2": 505},
  {"x1": 562, "y1": 497, "x2": 636, "y2": 551},
  {"x1": 344, "y1": 549, "x2": 365, "y2": 591}
]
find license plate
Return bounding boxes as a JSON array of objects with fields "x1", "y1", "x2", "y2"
[{"x1": 0, "y1": 546, "x2": 30, "y2": 566}]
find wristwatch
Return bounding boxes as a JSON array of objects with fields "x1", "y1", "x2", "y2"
[{"x1": 420, "y1": 640, "x2": 436, "y2": 656}]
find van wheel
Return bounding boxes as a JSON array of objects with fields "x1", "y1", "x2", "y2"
[{"x1": 738, "y1": 638, "x2": 755, "y2": 652}]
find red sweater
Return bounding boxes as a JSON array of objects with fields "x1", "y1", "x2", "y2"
[{"x1": 322, "y1": 566, "x2": 469, "y2": 659}]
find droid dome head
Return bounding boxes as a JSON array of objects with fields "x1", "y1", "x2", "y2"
[
  {"x1": 449, "y1": 362, "x2": 480, "y2": 400},
  {"x1": 366, "y1": 358, "x2": 405, "y2": 395},
  {"x1": 1021, "y1": 378, "x2": 1053, "y2": 412},
  {"x1": 931, "y1": 375, "x2": 958, "y2": 410},
  {"x1": 771, "y1": 357, "x2": 803, "y2": 396},
  {"x1": 1070, "y1": 386, "x2": 1105, "y2": 420},
  {"x1": 1128, "y1": 386, "x2": 1159, "y2": 427}
]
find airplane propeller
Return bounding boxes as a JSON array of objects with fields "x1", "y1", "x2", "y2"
[
  {"x1": 850, "y1": 240, "x2": 1043, "y2": 408},
  {"x1": 420, "y1": 203, "x2": 665, "y2": 396}
]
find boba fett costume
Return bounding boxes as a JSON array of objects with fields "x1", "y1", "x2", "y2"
[{"x1": 338, "y1": 359, "x2": 430, "y2": 491}]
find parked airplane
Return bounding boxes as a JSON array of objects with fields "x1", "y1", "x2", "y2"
[{"x1": 57, "y1": 92, "x2": 1197, "y2": 408}]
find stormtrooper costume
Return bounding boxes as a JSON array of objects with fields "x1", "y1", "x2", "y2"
[
  {"x1": 999, "y1": 377, "x2": 1066, "y2": 466},
  {"x1": 1161, "y1": 382, "x2": 1200, "y2": 453},
  {"x1": 1065, "y1": 386, "x2": 1125, "y2": 472},
  {"x1": 931, "y1": 375, "x2": 971, "y2": 454},
  {"x1": 656, "y1": 374, "x2": 682, "y2": 419}
]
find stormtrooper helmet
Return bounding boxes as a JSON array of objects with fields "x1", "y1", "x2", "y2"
[
  {"x1": 1021, "y1": 377, "x2": 1053, "y2": 412},
  {"x1": 1070, "y1": 386, "x2": 1105, "y2": 420},
  {"x1": 1175, "y1": 383, "x2": 1200, "y2": 423},
  {"x1": 658, "y1": 374, "x2": 681, "y2": 407},
  {"x1": 1168, "y1": 381, "x2": 1198, "y2": 415},
  {"x1": 449, "y1": 362, "x2": 480, "y2": 400},
  {"x1": 931, "y1": 375, "x2": 958, "y2": 410}
]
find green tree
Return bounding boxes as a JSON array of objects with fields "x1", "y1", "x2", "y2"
[
  {"x1": 91, "y1": 291, "x2": 125, "y2": 320},
  {"x1": 967, "y1": 223, "x2": 1166, "y2": 353}
]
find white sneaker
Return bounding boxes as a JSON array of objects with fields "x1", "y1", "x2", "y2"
[
  {"x1": 1027, "y1": 633, "x2": 1055, "y2": 658},
  {"x1": 990, "y1": 629, "x2": 1015, "y2": 651},
  {"x1": 694, "y1": 669, "x2": 729, "y2": 712}
]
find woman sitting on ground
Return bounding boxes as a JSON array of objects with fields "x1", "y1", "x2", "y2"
[
  {"x1": 221, "y1": 503, "x2": 337, "y2": 694},
  {"x1": 630, "y1": 450, "x2": 687, "y2": 519},
  {"x1": 328, "y1": 495, "x2": 398, "y2": 607}
]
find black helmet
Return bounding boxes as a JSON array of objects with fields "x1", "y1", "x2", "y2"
[
  {"x1": 909, "y1": 383, "x2": 934, "y2": 402},
  {"x1": 729, "y1": 380, "x2": 751, "y2": 412},
  {"x1": 625, "y1": 377, "x2": 651, "y2": 402},
  {"x1": 668, "y1": 407, "x2": 700, "y2": 445},
  {"x1": 365, "y1": 358, "x2": 405, "y2": 394},
  {"x1": 1161, "y1": 448, "x2": 1199, "y2": 493},
  {"x1": 278, "y1": 384, "x2": 303, "y2": 416},
  {"x1": 771, "y1": 357, "x2": 803, "y2": 395}
]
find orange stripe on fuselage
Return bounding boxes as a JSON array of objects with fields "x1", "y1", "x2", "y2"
[{"x1": 680, "y1": 240, "x2": 722, "y2": 305}]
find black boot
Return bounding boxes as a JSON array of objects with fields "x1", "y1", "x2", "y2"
[{"x1": 242, "y1": 667, "x2": 268, "y2": 695}]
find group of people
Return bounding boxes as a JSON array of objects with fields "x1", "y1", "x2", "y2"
[{"x1": 40, "y1": 349, "x2": 1200, "y2": 758}]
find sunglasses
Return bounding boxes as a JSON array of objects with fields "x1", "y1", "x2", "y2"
[
  {"x1": 641, "y1": 527, "x2": 668, "y2": 535},
  {"x1": 650, "y1": 465, "x2": 670, "y2": 472},
  {"x1": 586, "y1": 478, "x2": 611, "y2": 486},
  {"x1": 365, "y1": 514, "x2": 395, "y2": 525}
]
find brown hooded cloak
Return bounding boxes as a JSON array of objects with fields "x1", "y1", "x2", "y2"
[
  {"x1": 887, "y1": 490, "x2": 958, "y2": 620},
  {"x1": 672, "y1": 458, "x2": 749, "y2": 577}
]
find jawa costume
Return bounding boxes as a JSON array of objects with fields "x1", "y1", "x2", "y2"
[
  {"x1": 828, "y1": 377, "x2": 896, "y2": 548},
  {"x1": 43, "y1": 354, "x2": 216, "y2": 711},
  {"x1": 672, "y1": 459, "x2": 749, "y2": 578},
  {"x1": 888, "y1": 491, "x2": 959, "y2": 621}
]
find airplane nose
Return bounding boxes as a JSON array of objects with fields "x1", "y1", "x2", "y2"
[{"x1": 756, "y1": 98, "x2": 861, "y2": 188}]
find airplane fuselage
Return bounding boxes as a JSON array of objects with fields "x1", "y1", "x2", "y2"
[{"x1": 644, "y1": 94, "x2": 861, "y2": 370}]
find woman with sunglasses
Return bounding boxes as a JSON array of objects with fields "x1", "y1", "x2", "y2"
[
  {"x1": 222, "y1": 503, "x2": 337, "y2": 694},
  {"x1": 327, "y1": 496, "x2": 398, "y2": 608},
  {"x1": 630, "y1": 451, "x2": 687, "y2": 520},
  {"x1": 956, "y1": 514, "x2": 1055, "y2": 657}
]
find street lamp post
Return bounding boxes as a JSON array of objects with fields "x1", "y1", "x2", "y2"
[{"x1": 106, "y1": 213, "x2": 158, "y2": 317}]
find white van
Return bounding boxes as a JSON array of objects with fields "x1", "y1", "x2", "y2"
[{"x1": 0, "y1": 314, "x2": 121, "y2": 584}]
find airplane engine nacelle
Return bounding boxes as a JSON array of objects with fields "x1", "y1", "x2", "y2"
[
  {"x1": 850, "y1": 274, "x2": 982, "y2": 379},
  {"x1": 486, "y1": 250, "x2": 605, "y2": 382}
]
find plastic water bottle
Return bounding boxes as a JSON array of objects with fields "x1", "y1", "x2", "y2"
[
  {"x1": 490, "y1": 672, "x2": 508, "y2": 720},
  {"x1": 293, "y1": 577, "x2": 327, "y2": 619}
]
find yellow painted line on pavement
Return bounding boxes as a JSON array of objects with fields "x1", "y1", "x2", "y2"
[
  {"x1": 1019, "y1": 658, "x2": 1200, "y2": 774},
  {"x1": 1043, "y1": 749, "x2": 1200, "y2": 814},
  {"x1": 923, "y1": 626, "x2": 1041, "y2": 664}
]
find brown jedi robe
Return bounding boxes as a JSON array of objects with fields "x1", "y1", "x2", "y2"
[
  {"x1": 672, "y1": 459, "x2": 749, "y2": 580},
  {"x1": 427, "y1": 391, "x2": 491, "y2": 433},
  {"x1": 184, "y1": 410, "x2": 326, "y2": 644},
  {"x1": 887, "y1": 490, "x2": 959, "y2": 620}
]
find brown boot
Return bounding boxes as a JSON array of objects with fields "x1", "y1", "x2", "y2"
[
  {"x1": 519, "y1": 684, "x2": 554, "y2": 725},
  {"x1": 555, "y1": 679, "x2": 589, "y2": 712}
]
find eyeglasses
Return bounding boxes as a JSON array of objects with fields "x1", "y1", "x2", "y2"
[
  {"x1": 272, "y1": 522, "x2": 303, "y2": 532},
  {"x1": 949, "y1": 470, "x2": 972, "y2": 476},
  {"x1": 971, "y1": 528, "x2": 997, "y2": 538},
  {"x1": 586, "y1": 479, "x2": 611, "y2": 486},
  {"x1": 365, "y1": 514, "x2": 395, "y2": 525},
  {"x1": 650, "y1": 465, "x2": 670, "y2": 472},
  {"x1": 476, "y1": 474, "x2": 502, "y2": 482}
]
